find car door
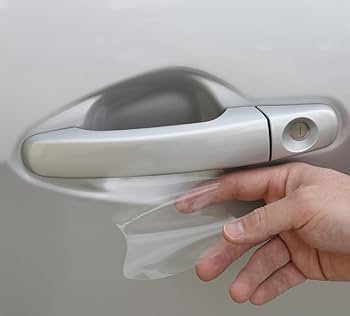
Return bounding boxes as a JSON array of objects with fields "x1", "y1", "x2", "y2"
[{"x1": 1, "y1": 1, "x2": 350, "y2": 315}]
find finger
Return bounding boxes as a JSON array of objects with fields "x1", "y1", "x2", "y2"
[
  {"x1": 175, "y1": 163, "x2": 303, "y2": 213},
  {"x1": 175, "y1": 182, "x2": 221, "y2": 214},
  {"x1": 249, "y1": 262, "x2": 306, "y2": 305},
  {"x1": 223, "y1": 192, "x2": 308, "y2": 245},
  {"x1": 196, "y1": 238, "x2": 255, "y2": 281},
  {"x1": 229, "y1": 236, "x2": 291, "y2": 303}
]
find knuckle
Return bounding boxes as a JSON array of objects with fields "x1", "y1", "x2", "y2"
[
  {"x1": 250, "y1": 206, "x2": 269, "y2": 232},
  {"x1": 286, "y1": 162, "x2": 311, "y2": 181},
  {"x1": 278, "y1": 162, "x2": 311, "y2": 194}
]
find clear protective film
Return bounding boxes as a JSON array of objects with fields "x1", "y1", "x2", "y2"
[{"x1": 113, "y1": 171, "x2": 263, "y2": 280}]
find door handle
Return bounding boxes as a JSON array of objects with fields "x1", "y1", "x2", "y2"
[
  {"x1": 23, "y1": 107, "x2": 270, "y2": 178},
  {"x1": 21, "y1": 68, "x2": 339, "y2": 178},
  {"x1": 22, "y1": 103, "x2": 338, "y2": 178}
]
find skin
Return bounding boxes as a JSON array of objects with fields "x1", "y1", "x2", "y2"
[{"x1": 176, "y1": 163, "x2": 350, "y2": 305}]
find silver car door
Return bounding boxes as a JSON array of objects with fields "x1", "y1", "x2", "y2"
[{"x1": 1, "y1": 1, "x2": 350, "y2": 316}]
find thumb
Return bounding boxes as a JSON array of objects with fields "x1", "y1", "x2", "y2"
[{"x1": 223, "y1": 194, "x2": 303, "y2": 244}]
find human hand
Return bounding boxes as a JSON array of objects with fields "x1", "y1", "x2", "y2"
[{"x1": 176, "y1": 163, "x2": 350, "y2": 305}]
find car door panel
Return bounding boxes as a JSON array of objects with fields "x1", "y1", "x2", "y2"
[{"x1": 1, "y1": 1, "x2": 350, "y2": 315}]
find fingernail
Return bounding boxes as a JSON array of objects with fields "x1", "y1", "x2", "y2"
[
  {"x1": 224, "y1": 220, "x2": 245, "y2": 239},
  {"x1": 191, "y1": 194, "x2": 212, "y2": 211},
  {"x1": 175, "y1": 200, "x2": 191, "y2": 213}
]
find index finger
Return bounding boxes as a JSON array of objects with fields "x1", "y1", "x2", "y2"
[{"x1": 175, "y1": 163, "x2": 304, "y2": 213}]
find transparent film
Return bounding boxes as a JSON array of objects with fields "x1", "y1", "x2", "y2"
[{"x1": 113, "y1": 171, "x2": 261, "y2": 280}]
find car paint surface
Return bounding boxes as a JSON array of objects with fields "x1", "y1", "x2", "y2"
[{"x1": 1, "y1": 1, "x2": 350, "y2": 315}]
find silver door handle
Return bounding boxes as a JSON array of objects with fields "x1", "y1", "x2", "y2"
[
  {"x1": 21, "y1": 67, "x2": 340, "y2": 179},
  {"x1": 22, "y1": 107, "x2": 270, "y2": 178},
  {"x1": 22, "y1": 104, "x2": 338, "y2": 178}
]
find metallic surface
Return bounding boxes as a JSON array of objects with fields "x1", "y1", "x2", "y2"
[
  {"x1": 22, "y1": 104, "x2": 338, "y2": 178},
  {"x1": 23, "y1": 108, "x2": 269, "y2": 177},
  {"x1": 259, "y1": 104, "x2": 339, "y2": 160}
]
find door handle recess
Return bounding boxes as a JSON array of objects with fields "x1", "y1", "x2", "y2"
[
  {"x1": 21, "y1": 67, "x2": 339, "y2": 178},
  {"x1": 23, "y1": 107, "x2": 269, "y2": 178}
]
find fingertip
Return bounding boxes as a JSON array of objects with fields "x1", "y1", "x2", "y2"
[
  {"x1": 222, "y1": 224, "x2": 235, "y2": 243},
  {"x1": 195, "y1": 254, "x2": 225, "y2": 282},
  {"x1": 174, "y1": 199, "x2": 193, "y2": 213},
  {"x1": 195, "y1": 263, "x2": 215, "y2": 282},
  {"x1": 249, "y1": 290, "x2": 268, "y2": 305},
  {"x1": 222, "y1": 222, "x2": 245, "y2": 244},
  {"x1": 229, "y1": 281, "x2": 250, "y2": 304},
  {"x1": 249, "y1": 298, "x2": 265, "y2": 305},
  {"x1": 176, "y1": 182, "x2": 219, "y2": 213}
]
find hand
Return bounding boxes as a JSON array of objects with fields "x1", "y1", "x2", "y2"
[{"x1": 176, "y1": 163, "x2": 350, "y2": 305}]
